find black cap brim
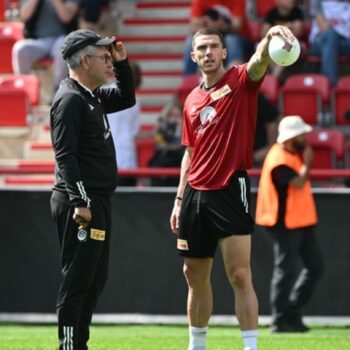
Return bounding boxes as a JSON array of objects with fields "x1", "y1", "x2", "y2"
[{"x1": 95, "y1": 37, "x2": 116, "y2": 47}]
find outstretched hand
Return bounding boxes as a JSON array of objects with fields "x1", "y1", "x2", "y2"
[{"x1": 266, "y1": 25, "x2": 296, "y2": 46}]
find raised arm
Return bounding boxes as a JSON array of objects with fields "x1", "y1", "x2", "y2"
[{"x1": 247, "y1": 25, "x2": 297, "y2": 81}]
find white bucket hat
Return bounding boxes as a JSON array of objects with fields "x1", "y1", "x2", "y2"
[{"x1": 277, "y1": 115, "x2": 313, "y2": 144}]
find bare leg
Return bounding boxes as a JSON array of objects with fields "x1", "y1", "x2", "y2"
[
  {"x1": 183, "y1": 257, "x2": 213, "y2": 327},
  {"x1": 219, "y1": 235, "x2": 258, "y2": 330}
]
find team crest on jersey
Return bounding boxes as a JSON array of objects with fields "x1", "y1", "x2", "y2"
[
  {"x1": 77, "y1": 229, "x2": 88, "y2": 242},
  {"x1": 210, "y1": 84, "x2": 232, "y2": 101},
  {"x1": 200, "y1": 106, "x2": 217, "y2": 124}
]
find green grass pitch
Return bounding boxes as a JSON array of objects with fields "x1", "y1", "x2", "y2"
[{"x1": 0, "y1": 324, "x2": 349, "y2": 349}]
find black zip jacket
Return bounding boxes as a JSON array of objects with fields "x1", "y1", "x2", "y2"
[{"x1": 50, "y1": 59, "x2": 135, "y2": 207}]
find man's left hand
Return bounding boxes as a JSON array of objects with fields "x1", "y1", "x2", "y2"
[{"x1": 109, "y1": 37, "x2": 127, "y2": 62}]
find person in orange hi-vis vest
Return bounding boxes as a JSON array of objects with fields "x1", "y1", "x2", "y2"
[{"x1": 255, "y1": 115, "x2": 324, "y2": 333}]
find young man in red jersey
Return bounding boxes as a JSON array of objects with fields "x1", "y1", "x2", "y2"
[{"x1": 170, "y1": 25, "x2": 296, "y2": 350}]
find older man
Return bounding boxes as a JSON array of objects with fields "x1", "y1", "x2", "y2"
[{"x1": 50, "y1": 29, "x2": 135, "y2": 350}]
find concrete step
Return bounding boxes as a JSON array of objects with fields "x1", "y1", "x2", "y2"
[
  {"x1": 140, "y1": 105, "x2": 165, "y2": 125},
  {"x1": 128, "y1": 53, "x2": 183, "y2": 72},
  {"x1": 23, "y1": 141, "x2": 54, "y2": 160},
  {"x1": 138, "y1": 88, "x2": 177, "y2": 107},
  {"x1": 142, "y1": 74, "x2": 182, "y2": 89},
  {"x1": 136, "y1": 1, "x2": 190, "y2": 19},
  {"x1": 121, "y1": 35, "x2": 185, "y2": 53},
  {"x1": 119, "y1": 18, "x2": 189, "y2": 36}
]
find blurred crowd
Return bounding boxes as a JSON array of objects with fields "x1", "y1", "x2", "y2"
[{"x1": 2, "y1": 0, "x2": 350, "y2": 187}]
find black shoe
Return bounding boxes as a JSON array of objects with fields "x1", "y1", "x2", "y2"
[
  {"x1": 287, "y1": 310, "x2": 310, "y2": 332},
  {"x1": 271, "y1": 320, "x2": 308, "y2": 333}
]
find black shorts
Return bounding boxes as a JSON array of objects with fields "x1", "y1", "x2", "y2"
[{"x1": 178, "y1": 171, "x2": 254, "y2": 258}]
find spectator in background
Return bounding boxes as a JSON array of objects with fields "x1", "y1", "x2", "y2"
[
  {"x1": 253, "y1": 93, "x2": 280, "y2": 167},
  {"x1": 79, "y1": 0, "x2": 110, "y2": 33},
  {"x1": 183, "y1": 0, "x2": 253, "y2": 75},
  {"x1": 256, "y1": 116, "x2": 324, "y2": 333},
  {"x1": 261, "y1": 0, "x2": 304, "y2": 83},
  {"x1": 148, "y1": 95, "x2": 184, "y2": 186},
  {"x1": 107, "y1": 61, "x2": 142, "y2": 187},
  {"x1": 12, "y1": 0, "x2": 80, "y2": 96},
  {"x1": 308, "y1": 0, "x2": 350, "y2": 86}
]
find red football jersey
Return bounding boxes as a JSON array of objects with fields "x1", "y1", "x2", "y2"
[{"x1": 182, "y1": 64, "x2": 262, "y2": 190}]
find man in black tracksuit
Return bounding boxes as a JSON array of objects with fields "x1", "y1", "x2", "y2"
[{"x1": 50, "y1": 29, "x2": 135, "y2": 350}]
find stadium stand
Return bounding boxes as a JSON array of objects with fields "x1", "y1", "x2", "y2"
[
  {"x1": 135, "y1": 138, "x2": 156, "y2": 168},
  {"x1": 255, "y1": 0, "x2": 275, "y2": 18},
  {"x1": 260, "y1": 74, "x2": 279, "y2": 105},
  {"x1": 0, "y1": 21, "x2": 23, "y2": 73},
  {"x1": 0, "y1": 89, "x2": 31, "y2": 127},
  {"x1": 247, "y1": 18, "x2": 262, "y2": 44},
  {"x1": 332, "y1": 75, "x2": 350, "y2": 126},
  {"x1": 279, "y1": 74, "x2": 331, "y2": 125},
  {"x1": 0, "y1": 74, "x2": 40, "y2": 106},
  {"x1": 1, "y1": 0, "x2": 350, "y2": 188},
  {"x1": 303, "y1": 20, "x2": 350, "y2": 72},
  {"x1": 306, "y1": 129, "x2": 345, "y2": 169},
  {"x1": 121, "y1": 1, "x2": 189, "y2": 125}
]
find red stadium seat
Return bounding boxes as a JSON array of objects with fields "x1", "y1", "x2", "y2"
[
  {"x1": 280, "y1": 74, "x2": 330, "y2": 125},
  {"x1": 0, "y1": 89, "x2": 31, "y2": 127},
  {"x1": 306, "y1": 129, "x2": 345, "y2": 169},
  {"x1": 0, "y1": 21, "x2": 23, "y2": 73},
  {"x1": 0, "y1": 74, "x2": 40, "y2": 106},
  {"x1": 261, "y1": 74, "x2": 279, "y2": 105},
  {"x1": 135, "y1": 138, "x2": 156, "y2": 167},
  {"x1": 332, "y1": 76, "x2": 350, "y2": 125}
]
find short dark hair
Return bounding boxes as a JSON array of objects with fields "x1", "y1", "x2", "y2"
[{"x1": 192, "y1": 28, "x2": 225, "y2": 49}]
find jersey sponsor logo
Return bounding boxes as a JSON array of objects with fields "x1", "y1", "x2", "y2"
[
  {"x1": 200, "y1": 106, "x2": 217, "y2": 124},
  {"x1": 210, "y1": 84, "x2": 232, "y2": 101},
  {"x1": 177, "y1": 239, "x2": 189, "y2": 250},
  {"x1": 90, "y1": 228, "x2": 106, "y2": 241}
]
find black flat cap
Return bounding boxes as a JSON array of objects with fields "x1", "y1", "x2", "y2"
[{"x1": 62, "y1": 29, "x2": 116, "y2": 59}]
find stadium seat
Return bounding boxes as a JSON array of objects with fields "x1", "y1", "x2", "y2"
[
  {"x1": 0, "y1": 74, "x2": 40, "y2": 106},
  {"x1": 332, "y1": 76, "x2": 350, "y2": 125},
  {"x1": 306, "y1": 129, "x2": 345, "y2": 169},
  {"x1": 261, "y1": 74, "x2": 279, "y2": 105},
  {"x1": 135, "y1": 138, "x2": 156, "y2": 167},
  {"x1": 0, "y1": 89, "x2": 31, "y2": 127},
  {"x1": 279, "y1": 74, "x2": 330, "y2": 125},
  {"x1": 0, "y1": 21, "x2": 23, "y2": 73},
  {"x1": 255, "y1": 0, "x2": 275, "y2": 18}
]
